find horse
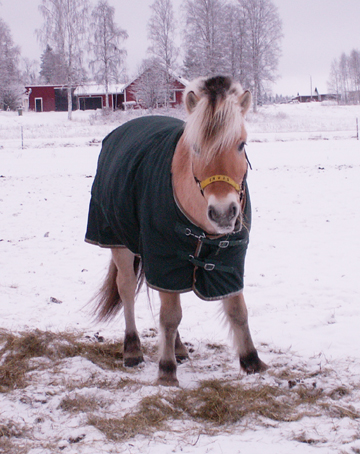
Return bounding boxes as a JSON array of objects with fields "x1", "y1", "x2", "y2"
[{"x1": 85, "y1": 75, "x2": 268, "y2": 386}]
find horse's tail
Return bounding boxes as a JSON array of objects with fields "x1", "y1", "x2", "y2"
[{"x1": 93, "y1": 256, "x2": 145, "y2": 322}]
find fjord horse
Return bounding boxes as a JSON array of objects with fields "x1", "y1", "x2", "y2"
[{"x1": 86, "y1": 76, "x2": 267, "y2": 386}]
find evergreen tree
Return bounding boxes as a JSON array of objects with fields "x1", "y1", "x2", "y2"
[{"x1": 39, "y1": 45, "x2": 67, "y2": 84}]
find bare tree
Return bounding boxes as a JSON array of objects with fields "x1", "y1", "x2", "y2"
[
  {"x1": 328, "y1": 50, "x2": 360, "y2": 104},
  {"x1": 339, "y1": 53, "x2": 350, "y2": 104},
  {"x1": 89, "y1": 0, "x2": 128, "y2": 109},
  {"x1": 222, "y1": 3, "x2": 249, "y2": 85},
  {"x1": 131, "y1": 58, "x2": 167, "y2": 109},
  {"x1": 349, "y1": 49, "x2": 360, "y2": 103},
  {"x1": 328, "y1": 58, "x2": 341, "y2": 103},
  {"x1": 182, "y1": 0, "x2": 226, "y2": 79},
  {"x1": 0, "y1": 18, "x2": 22, "y2": 110},
  {"x1": 148, "y1": 0, "x2": 178, "y2": 106},
  {"x1": 238, "y1": 0, "x2": 282, "y2": 111},
  {"x1": 37, "y1": 0, "x2": 90, "y2": 119},
  {"x1": 21, "y1": 58, "x2": 40, "y2": 85}
]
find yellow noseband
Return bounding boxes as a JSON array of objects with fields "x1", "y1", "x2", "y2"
[{"x1": 199, "y1": 175, "x2": 241, "y2": 193}]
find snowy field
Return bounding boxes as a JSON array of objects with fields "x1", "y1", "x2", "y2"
[{"x1": 1, "y1": 102, "x2": 360, "y2": 453}]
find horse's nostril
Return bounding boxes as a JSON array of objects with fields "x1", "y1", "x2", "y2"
[
  {"x1": 228, "y1": 202, "x2": 238, "y2": 220},
  {"x1": 208, "y1": 206, "x2": 216, "y2": 222}
]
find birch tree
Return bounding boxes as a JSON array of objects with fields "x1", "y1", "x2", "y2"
[
  {"x1": 130, "y1": 58, "x2": 167, "y2": 109},
  {"x1": 21, "y1": 58, "x2": 40, "y2": 85},
  {"x1": 222, "y1": 3, "x2": 249, "y2": 85},
  {"x1": 238, "y1": 0, "x2": 282, "y2": 111},
  {"x1": 148, "y1": 0, "x2": 178, "y2": 106},
  {"x1": 328, "y1": 50, "x2": 360, "y2": 104},
  {"x1": 0, "y1": 18, "x2": 21, "y2": 110},
  {"x1": 89, "y1": 0, "x2": 128, "y2": 109},
  {"x1": 182, "y1": 0, "x2": 226, "y2": 79},
  {"x1": 37, "y1": 0, "x2": 90, "y2": 119},
  {"x1": 349, "y1": 49, "x2": 360, "y2": 103},
  {"x1": 328, "y1": 58, "x2": 341, "y2": 102}
]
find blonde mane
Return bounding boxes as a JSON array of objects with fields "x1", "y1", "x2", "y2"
[{"x1": 183, "y1": 76, "x2": 249, "y2": 163}]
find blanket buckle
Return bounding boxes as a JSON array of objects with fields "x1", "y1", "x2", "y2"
[{"x1": 204, "y1": 263, "x2": 215, "y2": 271}]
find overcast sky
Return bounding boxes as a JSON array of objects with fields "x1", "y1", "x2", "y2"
[{"x1": 1, "y1": 0, "x2": 360, "y2": 97}]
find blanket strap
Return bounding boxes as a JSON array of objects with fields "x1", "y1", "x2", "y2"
[
  {"x1": 175, "y1": 224, "x2": 248, "y2": 248},
  {"x1": 177, "y1": 251, "x2": 236, "y2": 274}
]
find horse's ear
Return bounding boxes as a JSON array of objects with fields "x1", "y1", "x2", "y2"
[
  {"x1": 239, "y1": 90, "x2": 251, "y2": 114},
  {"x1": 185, "y1": 90, "x2": 200, "y2": 114}
]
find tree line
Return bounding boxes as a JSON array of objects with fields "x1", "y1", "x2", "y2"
[
  {"x1": 0, "y1": 0, "x2": 283, "y2": 115},
  {"x1": 328, "y1": 49, "x2": 360, "y2": 104}
]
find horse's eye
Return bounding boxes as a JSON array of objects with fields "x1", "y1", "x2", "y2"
[{"x1": 238, "y1": 142, "x2": 246, "y2": 152}]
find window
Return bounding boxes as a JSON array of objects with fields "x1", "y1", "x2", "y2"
[{"x1": 169, "y1": 90, "x2": 176, "y2": 103}]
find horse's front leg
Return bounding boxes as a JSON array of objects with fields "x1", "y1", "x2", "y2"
[
  {"x1": 222, "y1": 293, "x2": 268, "y2": 374},
  {"x1": 157, "y1": 292, "x2": 182, "y2": 386}
]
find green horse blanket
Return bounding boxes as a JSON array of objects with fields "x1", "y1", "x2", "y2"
[{"x1": 85, "y1": 116, "x2": 251, "y2": 300}]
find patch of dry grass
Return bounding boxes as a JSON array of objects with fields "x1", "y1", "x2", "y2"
[
  {"x1": 0, "y1": 420, "x2": 29, "y2": 454},
  {"x1": 0, "y1": 329, "x2": 126, "y2": 392},
  {"x1": 1, "y1": 328, "x2": 359, "y2": 445},
  {"x1": 0, "y1": 438, "x2": 29, "y2": 454},
  {"x1": 172, "y1": 379, "x2": 301, "y2": 424},
  {"x1": 87, "y1": 376, "x2": 360, "y2": 441},
  {"x1": 0, "y1": 421, "x2": 27, "y2": 438},
  {"x1": 59, "y1": 393, "x2": 111, "y2": 413},
  {"x1": 88, "y1": 394, "x2": 181, "y2": 440}
]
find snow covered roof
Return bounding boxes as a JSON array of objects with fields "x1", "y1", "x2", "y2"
[
  {"x1": 74, "y1": 83, "x2": 126, "y2": 96},
  {"x1": 123, "y1": 67, "x2": 189, "y2": 90},
  {"x1": 168, "y1": 69, "x2": 189, "y2": 87}
]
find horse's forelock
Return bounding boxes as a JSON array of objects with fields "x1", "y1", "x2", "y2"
[
  {"x1": 184, "y1": 77, "x2": 245, "y2": 162},
  {"x1": 203, "y1": 76, "x2": 232, "y2": 112}
]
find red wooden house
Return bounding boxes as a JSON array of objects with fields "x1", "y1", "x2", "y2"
[
  {"x1": 74, "y1": 84, "x2": 126, "y2": 110},
  {"x1": 25, "y1": 85, "x2": 76, "y2": 112},
  {"x1": 123, "y1": 70, "x2": 188, "y2": 109},
  {"x1": 25, "y1": 69, "x2": 188, "y2": 112}
]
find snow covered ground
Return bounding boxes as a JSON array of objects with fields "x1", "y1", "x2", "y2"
[{"x1": 1, "y1": 102, "x2": 360, "y2": 453}]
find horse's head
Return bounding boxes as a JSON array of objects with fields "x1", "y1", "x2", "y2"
[{"x1": 183, "y1": 76, "x2": 252, "y2": 235}]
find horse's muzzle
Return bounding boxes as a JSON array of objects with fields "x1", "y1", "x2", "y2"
[{"x1": 207, "y1": 200, "x2": 240, "y2": 233}]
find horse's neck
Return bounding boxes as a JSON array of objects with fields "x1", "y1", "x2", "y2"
[{"x1": 172, "y1": 137, "x2": 215, "y2": 234}]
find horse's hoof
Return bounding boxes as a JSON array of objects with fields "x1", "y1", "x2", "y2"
[
  {"x1": 156, "y1": 376, "x2": 179, "y2": 387},
  {"x1": 157, "y1": 359, "x2": 179, "y2": 386},
  {"x1": 124, "y1": 356, "x2": 144, "y2": 368},
  {"x1": 175, "y1": 354, "x2": 189, "y2": 364},
  {"x1": 240, "y1": 351, "x2": 268, "y2": 374}
]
